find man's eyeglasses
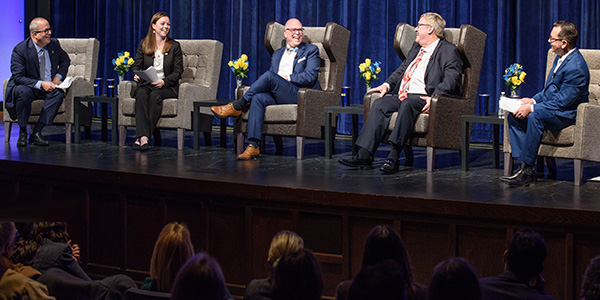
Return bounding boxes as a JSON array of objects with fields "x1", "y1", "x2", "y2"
[
  {"x1": 33, "y1": 27, "x2": 52, "y2": 34},
  {"x1": 416, "y1": 23, "x2": 432, "y2": 28},
  {"x1": 548, "y1": 37, "x2": 564, "y2": 43},
  {"x1": 286, "y1": 28, "x2": 304, "y2": 34}
]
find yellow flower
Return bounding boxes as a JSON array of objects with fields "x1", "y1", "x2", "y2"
[
  {"x1": 519, "y1": 72, "x2": 526, "y2": 81},
  {"x1": 359, "y1": 63, "x2": 366, "y2": 73},
  {"x1": 120, "y1": 57, "x2": 126, "y2": 64},
  {"x1": 228, "y1": 61, "x2": 234, "y2": 67},
  {"x1": 365, "y1": 72, "x2": 372, "y2": 81},
  {"x1": 376, "y1": 67, "x2": 381, "y2": 74},
  {"x1": 240, "y1": 54, "x2": 248, "y2": 62},
  {"x1": 233, "y1": 61, "x2": 240, "y2": 69},
  {"x1": 365, "y1": 58, "x2": 371, "y2": 65},
  {"x1": 128, "y1": 58, "x2": 134, "y2": 65},
  {"x1": 115, "y1": 59, "x2": 122, "y2": 66},
  {"x1": 511, "y1": 77, "x2": 521, "y2": 86},
  {"x1": 124, "y1": 51, "x2": 130, "y2": 57}
]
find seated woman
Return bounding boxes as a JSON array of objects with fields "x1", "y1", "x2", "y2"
[
  {"x1": 170, "y1": 252, "x2": 227, "y2": 300},
  {"x1": 245, "y1": 230, "x2": 304, "y2": 300},
  {"x1": 271, "y1": 248, "x2": 323, "y2": 300},
  {"x1": 11, "y1": 222, "x2": 89, "y2": 281},
  {"x1": 131, "y1": 11, "x2": 183, "y2": 150},
  {"x1": 347, "y1": 259, "x2": 406, "y2": 300},
  {"x1": 335, "y1": 225, "x2": 426, "y2": 300},
  {"x1": 141, "y1": 222, "x2": 194, "y2": 293},
  {"x1": 428, "y1": 257, "x2": 481, "y2": 300}
]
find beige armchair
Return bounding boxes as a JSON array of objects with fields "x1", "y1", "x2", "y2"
[
  {"x1": 235, "y1": 21, "x2": 351, "y2": 159},
  {"x1": 3, "y1": 38, "x2": 100, "y2": 143},
  {"x1": 118, "y1": 39, "x2": 223, "y2": 150},
  {"x1": 503, "y1": 49, "x2": 600, "y2": 185},
  {"x1": 363, "y1": 23, "x2": 487, "y2": 171}
]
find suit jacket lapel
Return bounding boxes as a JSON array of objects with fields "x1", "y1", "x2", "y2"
[
  {"x1": 293, "y1": 43, "x2": 305, "y2": 67},
  {"x1": 28, "y1": 39, "x2": 41, "y2": 78},
  {"x1": 425, "y1": 40, "x2": 443, "y2": 77}
]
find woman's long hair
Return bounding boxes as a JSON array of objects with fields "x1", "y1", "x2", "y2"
[
  {"x1": 11, "y1": 222, "x2": 70, "y2": 265},
  {"x1": 149, "y1": 222, "x2": 194, "y2": 292},
  {"x1": 142, "y1": 12, "x2": 173, "y2": 55}
]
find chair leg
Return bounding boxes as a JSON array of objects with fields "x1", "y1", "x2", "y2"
[
  {"x1": 273, "y1": 136, "x2": 283, "y2": 155},
  {"x1": 177, "y1": 128, "x2": 184, "y2": 150},
  {"x1": 574, "y1": 159, "x2": 583, "y2": 186},
  {"x1": 503, "y1": 153, "x2": 513, "y2": 176},
  {"x1": 203, "y1": 132, "x2": 212, "y2": 146},
  {"x1": 65, "y1": 123, "x2": 72, "y2": 144},
  {"x1": 426, "y1": 146, "x2": 435, "y2": 172},
  {"x1": 296, "y1": 136, "x2": 305, "y2": 160},
  {"x1": 236, "y1": 133, "x2": 245, "y2": 154},
  {"x1": 546, "y1": 157, "x2": 557, "y2": 177},
  {"x1": 5, "y1": 122, "x2": 12, "y2": 143},
  {"x1": 404, "y1": 145, "x2": 414, "y2": 166},
  {"x1": 536, "y1": 156, "x2": 545, "y2": 173},
  {"x1": 119, "y1": 125, "x2": 126, "y2": 147},
  {"x1": 153, "y1": 129, "x2": 162, "y2": 146}
]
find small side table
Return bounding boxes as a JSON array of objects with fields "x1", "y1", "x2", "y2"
[
  {"x1": 74, "y1": 96, "x2": 118, "y2": 145},
  {"x1": 461, "y1": 114, "x2": 504, "y2": 171},
  {"x1": 193, "y1": 99, "x2": 236, "y2": 150},
  {"x1": 324, "y1": 105, "x2": 364, "y2": 158}
]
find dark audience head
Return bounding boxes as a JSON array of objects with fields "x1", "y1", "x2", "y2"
[
  {"x1": 267, "y1": 230, "x2": 304, "y2": 268},
  {"x1": 581, "y1": 255, "x2": 600, "y2": 300},
  {"x1": 348, "y1": 259, "x2": 407, "y2": 300},
  {"x1": 428, "y1": 257, "x2": 481, "y2": 300},
  {"x1": 362, "y1": 225, "x2": 413, "y2": 284},
  {"x1": 171, "y1": 252, "x2": 226, "y2": 300},
  {"x1": 272, "y1": 248, "x2": 323, "y2": 300},
  {"x1": 505, "y1": 229, "x2": 547, "y2": 283},
  {"x1": 150, "y1": 222, "x2": 195, "y2": 292},
  {"x1": 0, "y1": 222, "x2": 17, "y2": 257},
  {"x1": 11, "y1": 222, "x2": 71, "y2": 264}
]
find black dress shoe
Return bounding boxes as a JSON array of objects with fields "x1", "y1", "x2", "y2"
[
  {"x1": 380, "y1": 158, "x2": 400, "y2": 174},
  {"x1": 132, "y1": 143, "x2": 141, "y2": 150},
  {"x1": 500, "y1": 166, "x2": 524, "y2": 182},
  {"x1": 338, "y1": 155, "x2": 372, "y2": 169},
  {"x1": 140, "y1": 143, "x2": 150, "y2": 151},
  {"x1": 17, "y1": 132, "x2": 27, "y2": 147},
  {"x1": 505, "y1": 169, "x2": 537, "y2": 187},
  {"x1": 29, "y1": 132, "x2": 49, "y2": 146}
]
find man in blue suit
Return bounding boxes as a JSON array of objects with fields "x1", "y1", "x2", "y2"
[
  {"x1": 5, "y1": 17, "x2": 70, "y2": 147},
  {"x1": 339, "y1": 12, "x2": 462, "y2": 173},
  {"x1": 211, "y1": 18, "x2": 321, "y2": 160},
  {"x1": 502, "y1": 21, "x2": 590, "y2": 186}
]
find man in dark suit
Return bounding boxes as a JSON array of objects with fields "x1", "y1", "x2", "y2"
[
  {"x1": 501, "y1": 21, "x2": 589, "y2": 186},
  {"x1": 479, "y1": 229, "x2": 555, "y2": 300},
  {"x1": 5, "y1": 17, "x2": 70, "y2": 147},
  {"x1": 211, "y1": 18, "x2": 321, "y2": 160},
  {"x1": 339, "y1": 12, "x2": 462, "y2": 173}
]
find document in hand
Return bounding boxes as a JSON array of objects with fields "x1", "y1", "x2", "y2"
[
  {"x1": 134, "y1": 66, "x2": 159, "y2": 83},
  {"x1": 499, "y1": 96, "x2": 523, "y2": 113},
  {"x1": 56, "y1": 76, "x2": 73, "y2": 89}
]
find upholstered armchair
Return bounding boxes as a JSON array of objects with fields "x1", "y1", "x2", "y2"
[
  {"x1": 118, "y1": 39, "x2": 223, "y2": 150},
  {"x1": 503, "y1": 49, "x2": 600, "y2": 185},
  {"x1": 235, "y1": 21, "x2": 351, "y2": 159},
  {"x1": 3, "y1": 38, "x2": 99, "y2": 144},
  {"x1": 363, "y1": 23, "x2": 487, "y2": 171}
]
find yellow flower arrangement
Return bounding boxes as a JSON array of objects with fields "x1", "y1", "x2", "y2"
[
  {"x1": 112, "y1": 51, "x2": 134, "y2": 78},
  {"x1": 359, "y1": 58, "x2": 381, "y2": 89},
  {"x1": 503, "y1": 63, "x2": 526, "y2": 96},
  {"x1": 229, "y1": 54, "x2": 249, "y2": 79}
]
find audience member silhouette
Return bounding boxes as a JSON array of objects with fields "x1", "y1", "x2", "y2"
[
  {"x1": 336, "y1": 225, "x2": 425, "y2": 300},
  {"x1": 271, "y1": 248, "x2": 323, "y2": 300},
  {"x1": 428, "y1": 257, "x2": 481, "y2": 300},
  {"x1": 347, "y1": 259, "x2": 406, "y2": 300},
  {"x1": 171, "y1": 252, "x2": 227, "y2": 300},
  {"x1": 141, "y1": 222, "x2": 194, "y2": 293},
  {"x1": 479, "y1": 229, "x2": 554, "y2": 300},
  {"x1": 245, "y1": 230, "x2": 304, "y2": 300},
  {"x1": 581, "y1": 255, "x2": 600, "y2": 300}
]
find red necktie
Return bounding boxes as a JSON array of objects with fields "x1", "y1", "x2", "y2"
[{"x1": 398, "y1": 49, "x2": 425, "y2": 100}]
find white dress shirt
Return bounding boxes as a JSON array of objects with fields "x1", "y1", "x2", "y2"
[{"x1": 278, "y1": 46, "x2": 297, "y2": 78}]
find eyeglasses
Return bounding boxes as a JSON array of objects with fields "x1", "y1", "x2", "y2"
[
  {"x1": 286, "y1": 28, "x2": 304, "y2": 34},
  {"x1": 33, "y1": 27, "x2": 52, "y2": 34},
  {"x1": 548, "y1": 37, "x2": 564, "y2": 43},
  {"x1": 417, "y1": 23, "x2": 432, "y2": 28}
]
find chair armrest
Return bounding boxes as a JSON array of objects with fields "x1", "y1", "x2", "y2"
[
  {"x1": 427, "y1": 95, "x2": 472, "y2": 149},
  {"x1": 118, "y1": 80, "x2": 137, "y2": 99},
  {"x1": 236, "y1": 85, "x2": 250, "y2": 100},
  {"x1": 363, "y1": 92, "x2": 382, "y2": 119},
  {"x1": 296, "y1": 88, "x2": 338, "y2": 138},
  {"x1": 64, "y1": 79, "x2": 94, "y2": 123},
  {"x1": 576, "y1": 103, "x2": 600, "y2": 161},
  {"x1": 179, "y1": 82, "x2": 214, "y2": 117}
]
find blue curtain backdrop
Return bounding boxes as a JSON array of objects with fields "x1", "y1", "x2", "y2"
[{"x1": 48, "y1": 0, "x2": 600, "y2": 142}]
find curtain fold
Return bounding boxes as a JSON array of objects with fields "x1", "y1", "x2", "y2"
[{"x1": 49, "y1": 0, "x2": 599, "y2": 142}]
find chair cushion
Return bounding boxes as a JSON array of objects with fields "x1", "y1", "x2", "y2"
[
  {"x1": 387, "y1": 112, "x2": 429, "y2": 133},
  {"x1": 31, "y1": 99, "x2": 66, "y2": 115},
  {"x1": 241, "y1": 104, "x2": 297, "y2": 123},
  {"x1": 541, "y1": 125, "x2": 574, "y2": 146},
  {"x1": 121, "y1": 97, "x2": 178, "y2": 117}
]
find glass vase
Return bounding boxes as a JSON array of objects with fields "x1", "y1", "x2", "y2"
[
  {"x1": 510, "y1": 88, "x2": 518, "y2": 98},
  {"x1": 235, "y1": 77, "x2": 243, "y2": 97},
  {"x1": 366, "y1": 82, "x2": 371, "y2": 92}
]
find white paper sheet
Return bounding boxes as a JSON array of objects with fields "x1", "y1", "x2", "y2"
[
  {"x1": 56, "y1": 76, "x2": 73, "y2": 89},
  {"x1": 499, "y1": 96, "x2": 523, "y2": 113},
  {"x1": 134, "y1": 66, "x2": 159, "y2": 83}
]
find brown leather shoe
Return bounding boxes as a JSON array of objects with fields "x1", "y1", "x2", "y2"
[
  {"x1": 237, "y1": 144, "x2": 260, "y2": 160},
  {"x1": 211, "y1": 103, "x2": 241, "y2": 118}
]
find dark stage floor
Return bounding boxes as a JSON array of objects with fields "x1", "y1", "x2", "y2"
[{"x1": 2, "y1": 119, "x2": 600, "y2": 210}]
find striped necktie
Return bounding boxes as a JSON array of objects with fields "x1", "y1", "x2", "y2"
[
  {"x1": 39, "y1": 49, "x2": 46, "y2": 80},
  {"x1": 398, "y1": 48, "x2": 425, "y2": 101}
]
